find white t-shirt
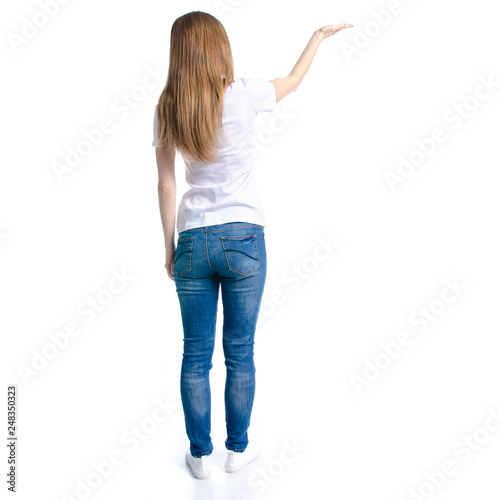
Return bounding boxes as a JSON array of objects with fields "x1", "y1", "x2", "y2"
[{"x1": 152, "y1": 77, "x2": 276, "y2": 233}]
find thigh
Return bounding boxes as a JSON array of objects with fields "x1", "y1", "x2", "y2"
[
  {"x1": 219, "y1": 227, "x2": 267, "y2": 337},
  {"x1": 175, "y1": 274, "x2": 220, "y2": 369},
  {"x1": 174, "y1": 230, "x2": 220, "y2": 348}
]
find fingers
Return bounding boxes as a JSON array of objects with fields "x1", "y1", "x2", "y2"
[
  {"x1": 166, "y1": 263, "x2": 175, "y2": 281},
  {"x1": 321, "y1": 23, "x2": 354, "y2": 38}
]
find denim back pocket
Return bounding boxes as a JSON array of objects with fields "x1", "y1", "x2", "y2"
[
  {"x1": 221, "y1": 234, "x2": 259, "y2": 275},
  {"x1": 173, "y1": 236, "x2": 194, "y2": 277}
]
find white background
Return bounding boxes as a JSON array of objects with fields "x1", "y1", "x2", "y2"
[{"x1": 2, "y1": 0, "x2": 500, "y2": 499}]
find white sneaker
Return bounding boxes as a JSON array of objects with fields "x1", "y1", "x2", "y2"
[
  {"x1": 224, "y1": 439, "x2": 261, "y2": 473},
  {"x1": 185, "y1": 449, "x2": 213, "y2": 479}
]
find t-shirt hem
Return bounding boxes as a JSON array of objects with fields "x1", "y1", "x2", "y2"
[{"x1": 178, "y1": 213, "x2": 266, "y2": 234}]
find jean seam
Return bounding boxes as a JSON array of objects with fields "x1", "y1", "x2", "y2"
[{"x1": 205, "y1": 228, "x2": 216, "y2": 273}]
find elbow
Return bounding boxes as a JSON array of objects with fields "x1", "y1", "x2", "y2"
[
  {"x1": 158, "y1": 183, "x2": 176, "y2": 197},
  {"x1": 286, "y1": 74, "x2": 301, "y2": 93}
]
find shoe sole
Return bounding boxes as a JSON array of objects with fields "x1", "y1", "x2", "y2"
[{"x1": 190, "y1": 469, "x2": 211, "y2": 480}]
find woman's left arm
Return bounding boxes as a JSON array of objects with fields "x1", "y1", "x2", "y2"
[{"x1": 156, "y1": 146, "x2": 177, "y2": 281}]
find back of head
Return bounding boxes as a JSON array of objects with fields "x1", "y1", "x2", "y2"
[{"x1": 156, "y1": 11, "x2": 235, "y2": 164}]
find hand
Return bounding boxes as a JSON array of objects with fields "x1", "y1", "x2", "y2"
[
  {"x1": 319, "y1": 23, "x2": 353, "y2": 39},
  {"x1": 165, "y1": 247, "x2": 176, "y2": 281}
]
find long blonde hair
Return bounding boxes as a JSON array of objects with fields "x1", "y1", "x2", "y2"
[{"x1": 156, "y1": 11, "x2": 234, "y2": 164}]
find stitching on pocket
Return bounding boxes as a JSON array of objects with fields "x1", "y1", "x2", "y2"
[
  {"x1": 221, "y1": 234, "x2": 259, "y2": 276},
  {"x1": 174, "y1": 236, "x2": 194, "y2": 277}
]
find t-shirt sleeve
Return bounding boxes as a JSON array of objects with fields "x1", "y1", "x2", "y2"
[
  {"x1": 152, "y1": 104, "x2": 159, "y2": 147},
  {"x1": 246, "y1": 78, "x2": 276, "y2": 114}
]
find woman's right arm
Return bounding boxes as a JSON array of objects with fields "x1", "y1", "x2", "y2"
[{"x1": 270, "y1": 23, "x2": 353, "y2": 103}]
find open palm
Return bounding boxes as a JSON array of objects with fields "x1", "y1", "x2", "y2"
[{"x1": 320, "y1": 23, "x2": 354, "y2": 38}]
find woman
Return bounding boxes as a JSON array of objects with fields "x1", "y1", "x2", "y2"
[{"x1": 153, "y1": 11, "x2": 352, "y2": 479}]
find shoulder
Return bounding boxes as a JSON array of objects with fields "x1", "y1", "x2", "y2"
[
  {"x1": 226, "y1": 77, "x2": 273, "y2": 101},
  {"x1": 226, "y1": 76, "x2": 268, "y2": 93},
  {"x1": 230, "y1": 76, "x2": 268, "y2": 88}
]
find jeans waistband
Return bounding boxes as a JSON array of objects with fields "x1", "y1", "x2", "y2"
[{"x1": 179, "y1": 222, "x2": 264, "y2": 234}]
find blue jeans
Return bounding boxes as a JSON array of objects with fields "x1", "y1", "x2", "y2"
[{"x1": 173, "y1": 221, "x2": 267, "y2": 458}]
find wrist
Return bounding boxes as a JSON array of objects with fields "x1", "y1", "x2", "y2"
[{"x1": 315, "y1": 28, "x2": 326, "y2": 42}]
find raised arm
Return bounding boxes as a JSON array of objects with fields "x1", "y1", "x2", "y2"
[{"x1": 270, "y1": 23, "x2": 353, "y2": 103}]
